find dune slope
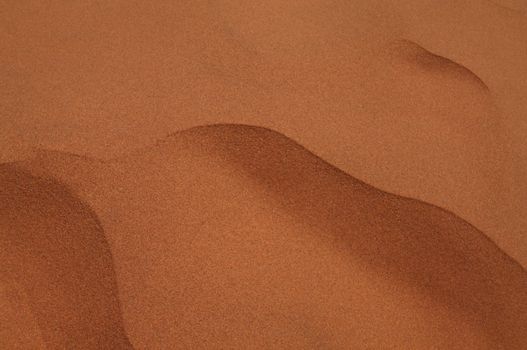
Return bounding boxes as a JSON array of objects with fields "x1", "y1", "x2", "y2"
[
  {"x1": 0, "y1": 166, "x2": 133, "y2": 349},
  {"x1": 3, "y1": 124, "x2": 527, "y2": 349}
]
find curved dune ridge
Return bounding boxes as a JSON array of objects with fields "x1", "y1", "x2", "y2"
[
  {"x1": 1, "y1": 124, "x2": 527, "y2": 349},
  {"x1": 0, "y1": 166, "x2": 133, "y2": 348},
  {"x1": 2, "y1": 0, "x2": 527, "y2": 269}
]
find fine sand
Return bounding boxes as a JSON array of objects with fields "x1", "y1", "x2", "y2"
[
  {"x1": 1, "y1": 0, "x2": 527, "y2": 348},
  {"x1": 2, "y1": 124, "x2": 527, "y2": 348},
  {"x1": 1, "y1": 0, "x2": 527, "y2": 267}
]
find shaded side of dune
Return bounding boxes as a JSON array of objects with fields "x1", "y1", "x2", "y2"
[
  {"x1": 169, "y1": 123, "x2": 527, "y2": 348},
  {"x1": 0, "y1": 165, "x2": 133, "y2": 349},
  {"x1": 4, "y1": 123, "x2": 526, "y2": 348}
]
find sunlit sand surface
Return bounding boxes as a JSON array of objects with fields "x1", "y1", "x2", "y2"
[
  {"x1": 2, "y1": 124, "x2": 526, "y2": 348},
  {"x1": 1, "y1": 0, "x2": 527, "y2": 348}
]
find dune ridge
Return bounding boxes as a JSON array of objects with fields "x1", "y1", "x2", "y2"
[
  {"x1": 2, "y1": 123, "x2": 525, "y2": 348},
  {"x1": 0, "y1": 165, "x2": 133, "y2": 349},
  {"x1": 3, "y1": 0, "x2": 526, "y2": 269}
]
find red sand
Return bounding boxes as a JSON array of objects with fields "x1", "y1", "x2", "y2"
[
  {"x1": 1, "y1": 1, "x2": 527, "y2": 348},
  {"x1": 1, "y1": 125, "x2": 526, "y2": 348}
]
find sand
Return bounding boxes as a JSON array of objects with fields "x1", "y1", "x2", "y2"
[{"x1": 1, "y1": 1, "x2": 526, "y2": 348}]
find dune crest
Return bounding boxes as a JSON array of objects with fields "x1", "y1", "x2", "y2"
[
  {"x1": 3, "y1": 123, "x2": 525, "y2": 349},
  {"x1": 0, "y1": 165, "x2": 133, "y2": 349}
]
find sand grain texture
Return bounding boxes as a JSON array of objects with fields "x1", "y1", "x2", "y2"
[
  {"x1": 1, "y1": 0, "x2": 527, "y2": 348},
  {"x1": 2, "y1": 0, "x2": 526, "y2": 266},
  {"x1": 2, "y1": 124, "x2": 525, "y2": 348}
]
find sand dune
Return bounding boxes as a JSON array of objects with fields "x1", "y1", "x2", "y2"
[
  {"x1": 0, "y1": 165, "x2": 133, "y2": 348},
  {"x1": 2, "y1": 0, "x2": 526, "y2": 267},
  {"x1": 2, "y1": 0, "x2": 527, "y2": 348},
  {"x1": 2, "y1": 124, "x2": 525, "y2": 348}
]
